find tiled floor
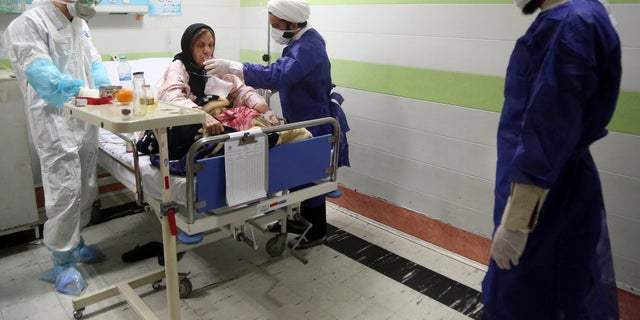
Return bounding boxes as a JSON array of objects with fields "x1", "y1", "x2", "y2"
[{"x1": 0, "y1": 196, "x2": 486, "y2": 320}]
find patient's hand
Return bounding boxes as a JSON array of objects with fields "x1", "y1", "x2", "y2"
[
  {"x1": 252, "y1": 102, "x2": 270, "y2": 114},
  {"x1": 263, "y1": 110, "x2": 280, "y2": 125},
  {"x1": 203, "y1": 113, "x2": 223, "y2": 136}
]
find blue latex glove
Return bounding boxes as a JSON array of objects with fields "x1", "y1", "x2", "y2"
[
  {"x1": 25, "y1": 59, "x2": 83, "y2": 109},
  {"x1": 91, "y1": 61, "x2": 111, "y2": 89}
]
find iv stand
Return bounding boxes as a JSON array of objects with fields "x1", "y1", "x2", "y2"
[{"x1": 261, "y1": 5, "x2": 272, "y2": 106}]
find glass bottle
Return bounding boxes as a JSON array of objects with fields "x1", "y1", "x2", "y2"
[
  {"x1": 143, "y1": 84, "x2": 155, "y2": 106},
  {"x1": 132, "y1": 71, "x2": 145, "y2": 93},
  {"x1": 133, "y1": 86, "x2": 146, "y2": 116}
]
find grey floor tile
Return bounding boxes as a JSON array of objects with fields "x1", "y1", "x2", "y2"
[{"x1": 0, "y1": 197, "x2": 482, "y2": 320}]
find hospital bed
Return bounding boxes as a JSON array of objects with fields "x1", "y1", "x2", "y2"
[{"x1": 64, "y1": 101, "x2": 341, "y2": 320}]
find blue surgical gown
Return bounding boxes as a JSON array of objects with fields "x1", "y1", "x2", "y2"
[
  {"x1": 482, "y1": 0, "x2": 621, "y2": 319},
  {"x1": 244, "y1": 28, "x2": 349, "y2": 167}
]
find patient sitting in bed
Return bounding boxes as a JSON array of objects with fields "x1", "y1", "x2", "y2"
[{"x1": 136, "y1": 23, "x2": 310, "y2": 174}]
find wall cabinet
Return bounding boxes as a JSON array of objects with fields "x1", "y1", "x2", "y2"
[{"x1": 0, "y1": 70, "x2": 39, "y2": 236}]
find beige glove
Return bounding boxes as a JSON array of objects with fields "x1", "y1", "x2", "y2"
[
  {"x1": 490, "y1": 183, "x2": 548, "y2": 270},
  {"x1": 501, "y1": 183, "x2": 549, "y2": 232},
  {"x1": 490, "y1": 225, "x2": 528, "y2": 270}
]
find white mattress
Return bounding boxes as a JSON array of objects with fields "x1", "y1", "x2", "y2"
[{"x1": 98, "y1": 128, "x2": 189, "y2": 206}]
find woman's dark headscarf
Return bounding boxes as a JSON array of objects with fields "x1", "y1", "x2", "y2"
[{"x1": 173, "y1": 23, "x2": 215, "y2": 105}]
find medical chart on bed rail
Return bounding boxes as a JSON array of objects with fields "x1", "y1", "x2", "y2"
[{"x1": 224, "y1": 130, "x2": 268, "y2": 207}]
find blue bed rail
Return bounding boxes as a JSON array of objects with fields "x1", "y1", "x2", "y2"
[
  {"x1": 194, "y1": 133, "x2": 332, "y2": 212},
  {"x1": 185, "y1": 117, "x2": 341, "y2": 224}
]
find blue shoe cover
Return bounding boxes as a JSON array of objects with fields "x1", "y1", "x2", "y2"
[
  {"x1": 73, "y1": 239, "x2": 106, "y2": 264},
  {"x1": 55, "y1": 266, "x2": 87, "y2": 295},
  {"x1": 38, "y1": 265, "x2": 68, "y2": 283},
  {"x1": 52, "y1": 250, "x2": 75, "y2": 267}
]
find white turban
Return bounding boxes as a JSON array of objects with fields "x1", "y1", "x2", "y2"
[{"x1": 268, "y1": 0, "x2": 310, "y2": 23}]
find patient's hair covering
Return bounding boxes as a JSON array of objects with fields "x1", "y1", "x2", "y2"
[
  {"x1": 180, "y1": 23, "x2": 214, "y2": 58},
  {"x1": 175, "y1": 23, "x2": 214, "y2": 101},
  {"x1": 268, "y1": 0, "x2": 310, "y2": 23}
]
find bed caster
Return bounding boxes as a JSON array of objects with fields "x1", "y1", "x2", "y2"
[
  {"x1": 152, "y1": 280, "x2": 162, "y2": 291},
  {"x1": 179, "y1": 277, "x2": 193, "y2": 299},
  {"x1": 151, "y1": 273, "x2": 192, "y2": 299},
  {"x1": 266, "y1": 234, "x2": 287, "y2": 257},
  {"x1": 73, "y1": 308, "x2": 85, "y2": 319}
]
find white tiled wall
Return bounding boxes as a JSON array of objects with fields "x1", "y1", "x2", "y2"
[
  {"x1": 241, "y1": 3, "x2": 640, "y2": 292},
  {"x1": 0, "y1": 1, "x2": 638, "y2": 292}
]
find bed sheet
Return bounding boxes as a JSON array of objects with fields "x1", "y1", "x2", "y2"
[{"x1": 98, "y1": 128, "x2": 189, "y2": 206}]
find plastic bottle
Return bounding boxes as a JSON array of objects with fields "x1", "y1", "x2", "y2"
[{"x1": 117, "y1": 56, "x2": 132, "y2": 90}]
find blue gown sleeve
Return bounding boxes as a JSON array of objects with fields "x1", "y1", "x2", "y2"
[
  {"x1": 25, "y1": 59, "x2": 83, "y2": 109},
  {"x1": 244, "y1": 40, "x2": 322, "y2": 90},
  {"x1": 91, "y1": 61, "x2": 111, "y2": 89}
]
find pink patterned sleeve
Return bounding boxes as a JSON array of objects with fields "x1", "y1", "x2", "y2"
[
  {"x1": 156, "y1": 60, "x2": 198, "y2": 108},
  {"x1": 220, "y1": 74, "x2": 267, "y2": 110}
]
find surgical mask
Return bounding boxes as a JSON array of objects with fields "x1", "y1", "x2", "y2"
[
  {"x1": 514, "y1": 0, "x2": 531, "y2": 9},
  {"x1": 62, "y1": 0, "x2": 98, "y2": 21},
  {"x1": 271, "y1": 28, "x2": 295, "y2": 46}
]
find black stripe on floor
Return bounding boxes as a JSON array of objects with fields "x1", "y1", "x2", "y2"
[{"x1": 325, "y1": 224, "x2": 483, "y2": 319}]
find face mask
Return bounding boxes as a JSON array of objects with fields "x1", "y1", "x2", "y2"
[
  {"x1": 66, "y1": 2, "x2": 96, "y2": 21},
  {"x1": 271, "y1": 28, "x2": 295, "y2": 46},
  {"x1": 514, "y1": 0, "x2": 531, "y2": 9}
]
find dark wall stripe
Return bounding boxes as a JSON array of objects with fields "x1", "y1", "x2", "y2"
[{"x1": 325, "y1": 224, "x2": 483, "y2": 319}]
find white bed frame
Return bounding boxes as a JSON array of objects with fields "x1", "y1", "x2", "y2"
[{"x1": 64, "y1": 101, "x2": 340, "y2": 320}]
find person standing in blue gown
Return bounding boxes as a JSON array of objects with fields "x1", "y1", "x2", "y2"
[
  {"x1": 205, "y1": 0, "x2": 349, "y2": 250},
  {"x1": 481, "y1": 0, "x2": 622, "y2": 318}
]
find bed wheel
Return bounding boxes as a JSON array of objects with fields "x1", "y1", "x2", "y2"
[
  {"x1": 266, "y1": 234, "x2": 287, "y2": 257},
  {"x1": 151, "y1": 274, "x2": 192, "y2": 298},
  {"x1": 179, "y1": 278, "x2": 193, "y2": 299},
  {"x1": 73, "y1": 308, "x2": 84, "y2": 319}
]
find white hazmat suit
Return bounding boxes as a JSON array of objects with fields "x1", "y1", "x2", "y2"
[{"x1": 3, "y1": 0, "x2": 108, "y2": 294}]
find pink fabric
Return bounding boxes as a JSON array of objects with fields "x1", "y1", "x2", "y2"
[{"x1": 216, "y1": 106, "x2": 262, "y2": 131}]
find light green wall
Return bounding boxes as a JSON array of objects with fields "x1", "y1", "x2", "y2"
[
  {"x1": 241, "y1": 50, "x2": 640, "y2": 136},
  {"x1": 242, "y1": 0, "x2": 640, "y2": 5},
  {"x1": 3, "y1": 42, "x2": 637, "y2": 136},
  {"x1": 1, "y1": 52, "x2": 174, "y2": 70},
  {"x1": 100, "y1": 52, "x2": 174, "y2": 61}
]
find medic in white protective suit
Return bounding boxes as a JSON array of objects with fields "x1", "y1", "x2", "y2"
[{"x1": 2, "y1": 0, "x2": 110, "y2": 295}]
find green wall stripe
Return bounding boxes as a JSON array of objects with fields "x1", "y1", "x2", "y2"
[
  {"x1": 100, "y1": 52, "x2": 174, "y2": 62},
  {"x1": 0, "y1": 59, "x2": 11, "y2": 71},
  {"x1": 241, "y1": 50, "x2": 640, "y2": 136},
  {"x1": 5, "y1": 52, "x2": 639, "y2": 135},
  {"x1": 242, "y1": 0, "x2": 640, "y2": 6}
]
